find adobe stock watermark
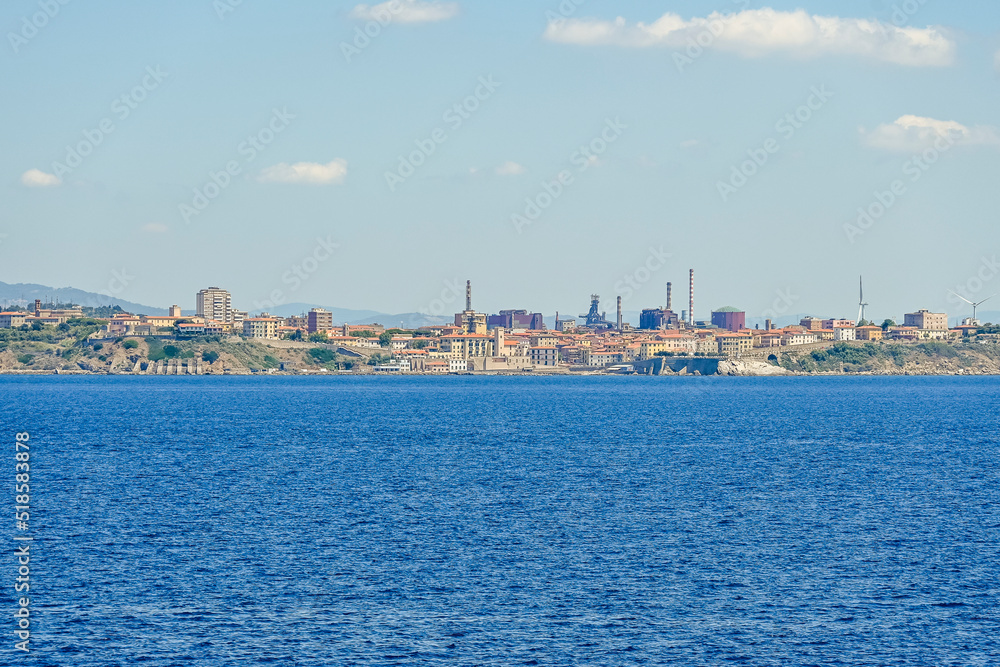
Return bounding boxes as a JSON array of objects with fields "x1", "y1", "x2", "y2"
[
  {"x1": 544, "y1": 0, "x2": 588, "y2": 26},
  {"x1": 340, "y1": 0, "x2": 412, "y2": 62},
  {"x1": 947, "y1": 255, "x2": 1000, "y2": 306},
  {"x1": 98, "y1": 268, "x2": 135, "y2": 300},
  {"x1": 252, "y1": 235, "x2": 340, "y2": 311},
  {"x1": 843, "y1": 130, "x2": 958, "y2": 244},
  {"x1": 418, "y1": 279, "x2": 465, "y2": 317},
  {"x1": 717, "y1": 84, "x2": 833, "y2": 202},
  {"x1": 510, "y1": 116, "x2": 627, "y2": 234},
  {"x1": 384, "y1": 76, "x2": 501, "y2": 192},
  {"x1": 673, "y1": 0, "x2": 750, "y2": 73},
  {"x1": 213, "y1": 0, "x2": 245, "y2": 20},
  {"x1": 7, "y1": 0, "x2": 71, "y2": 54},
  {"x1": 877, "y1": 0, "x2": 931, "y2": 29},
  {"x1": 760, "y1": 287, "x2": 799, "y2": 322},
  {"x1": 49, "y1": 66, "x2": 168, "y2": 182},
  {"x1": 179, "y1": 107, "x2": 295, "y2": 224},
  {"x1": 614, "y1": 247, "x2": 672, "y2": 302}
]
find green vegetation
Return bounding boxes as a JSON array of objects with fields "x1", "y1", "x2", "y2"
[
  {"x1": 410, "y1": 339, "x2": 429, "y2": 350},
  {"x1": 379, "y1": 332, "x2": 392, "y2": 347},
  {"x1": 350, "y1": 330, "x2": 375, "y2": 338},
  {"x1": 202, "y1": 350, "x2": 219, "y2": 364},
  {"x1": 308, "y1": 348, "x2": 336, "y2": 363},
  {"x1": 17, "y1": 354, "x2": 33, "y2": 365},
  {"x1": 367, "y1": 352, "x2": 391, "y2": 366},
  {"x1": 917, "y1": 341, "x2": 958, "y2": 358},
  {"x1": 782, "y1": 341, "x2": 967, "y2": 373},
  {"x1": 122, "y1": 339, "x2": 140, "y2": 350},
  {"x1": 308, "y1": 332, "x2": 328, "y2": 343}
]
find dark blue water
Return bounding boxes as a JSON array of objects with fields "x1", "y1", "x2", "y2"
[{"x1": 2, "y1": 375, "x2": 998, "y2": 666}]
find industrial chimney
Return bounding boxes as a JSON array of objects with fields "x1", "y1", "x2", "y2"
[
  {"x1": 688, "y1": 269, "x2": 694, "y2": 326},
  {"x1": 465, "y1": 280, "x2": 472, "y2": 312},
  {"x1": 616, "y1": 296, "x2": 623, "y2": 331},
  {"x1": 666, "y1": 282, "x2": 672, "y2": 311}
]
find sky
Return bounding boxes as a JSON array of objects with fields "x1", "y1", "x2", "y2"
[{"x1": 2, "y1": 0, "x2": 999, "y2": 324}]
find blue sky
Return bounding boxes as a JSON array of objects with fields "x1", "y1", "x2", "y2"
[{"x1": 2, "y1": 0, "x2": 999, "y2": 323}]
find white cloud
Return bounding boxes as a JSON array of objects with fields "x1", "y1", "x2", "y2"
[
  {"x1": 862, "y1": 115, "x2": 1000, "y2": 152},
  {"x1": 143, "y1": 223, "x2": 168, "y2": 233},
  {"x1": 257, "y1": 159, "x2": 348, "y2": 185},
  {"x1": 350, "y1": 0, "x2": 458, "y2": 24},
  {"x1": 495, "y1": 161, "x2": 525, "y2": 176},
  {"x1": 544, "y1": 8, "x2": 955, "y2": 67},
  {"x1": 20, "y1": 169, "x2": 61, "y2": 187}
]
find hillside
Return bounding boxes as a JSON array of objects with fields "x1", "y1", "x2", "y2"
[
  {"x1": 0, "y1": 320, "x2": 366, "y2": 374},
  {"x1": 775, "y1": 341, "x2": 1000, "y2": 375},
  {"x1": 0, "y1": 281, "x2": 166, "y2": 314}
]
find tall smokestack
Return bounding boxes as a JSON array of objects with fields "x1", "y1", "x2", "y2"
[
  {"x1": 688, "y1": 269, "x2": 694, "y2": 326},
  {"x1": 666, "y1": 282, "x2": 672, "y2": 311},
  {"x1": 617, "y1": 296, "x2": 622, "y2": 331},
  {"x1": 465, "y1": 280, "x2": 472, "y2": 312}
]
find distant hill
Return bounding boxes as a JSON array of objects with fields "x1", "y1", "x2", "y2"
[
  {"x1": 263, "y1": 302, "x2": 452, "y2": 328},
  {"x1": 0, "y1": 281, "x2": 168, "y2": 315}
]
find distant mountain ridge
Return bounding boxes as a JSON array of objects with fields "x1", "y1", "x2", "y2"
[
  {"x1": 0, "y1": 282, "x2": 453, "y2": 328},
  {"x1": 0, "y1": 281, "x2": 168, "y2": 315}
]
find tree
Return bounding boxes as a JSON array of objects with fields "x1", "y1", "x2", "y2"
[
  {"x1": 202, "y1": 351, "x2": 219, "y2": 364},
  {"x1": 378, "y1": 332, "x2": 392, "y2": 347},
  {"x1": 287, "y1": 329, "x2": 303, "y2": 341},
  {"x1": 163, "y1": 345, "x2": 181, "y2": 358},
  {"x1": 881, "y1": 319, "x2": 896, "y2": 331},
  {"x1": 309, "y1": 332, "x2": 328, "y2": 343},
  {"x1": 122, "y1": 339, "x2": 140, "y2": 350}
]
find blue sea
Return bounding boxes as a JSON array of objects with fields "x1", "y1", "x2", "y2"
[{"x1": 2, "y1": 375, "x2": 999, "y2": 666}]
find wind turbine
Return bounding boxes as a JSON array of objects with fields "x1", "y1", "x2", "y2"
[
  {"x1": 949, "y1": 292, "x2": 995, "y2": 322},
  {"x1": 858, "y1": 276, "x2": 869, "y2": 324}
]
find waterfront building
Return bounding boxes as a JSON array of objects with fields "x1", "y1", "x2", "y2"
[
  {"x1": 855, "y1": 326, "x2": 884, "y2": 341},
  {"x1": 307, "y1": 308, "x2": 333, "y2": 333},
  {"x1": 196, "y1": 287, "x2": 232, "y2": 324},
  {"x1": 0, "y1": 312, "x2": 27, "y2": 328},
  {"x1": 717, "y1": 333, "x2": 753, "y2": 356},
  {"x1": 530, "y1": 346, "x2": 558, "y2": 366},
  {"x1": 243, "y1": 317, "x2": 281, "y2": 340},
  {"x1": 904, "y1": 309, "x2": 948, "y2": 331},
  {"x1": 711, "y1": 307, "x2": 746, "y2": 332},
  {"x1": 487, "y1": 310, "x2": 544, "y2": 330},
  {"x1": 833, "y1": 326, "x2": 857, "y2": 341}
]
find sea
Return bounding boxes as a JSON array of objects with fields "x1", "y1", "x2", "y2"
[{"x1": 2, "y1": 375, "x2": 998, "y2": 666}]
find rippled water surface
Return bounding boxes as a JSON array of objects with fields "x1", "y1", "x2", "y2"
[{"x1": 2, "y1": 375, "x2": 999, "y2": 666}]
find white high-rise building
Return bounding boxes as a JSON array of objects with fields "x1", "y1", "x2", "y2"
[{"x1": 196, "y1": 287, "x2": 232, "y2": 324}]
